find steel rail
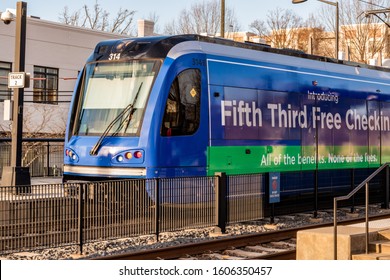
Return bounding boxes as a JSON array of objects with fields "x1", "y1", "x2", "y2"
[{"x1": 94, "y1": 213, "x2": 390, "y2": 260}]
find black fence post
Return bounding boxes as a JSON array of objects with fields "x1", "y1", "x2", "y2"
[
  {"x1": 351, "y1": 168, "x2": 355, "y2": 213},
  {"x1": 46, "y1": 141, "x2": 50, "y2": 176},
  {"x1": 155, "y1": 178, "x2": 160, "y2": 241},
  {"x1": 215, "y1": 172, "x2": 227, "y2": 234},
  {"x1": 78, "y1": 183, "x2": 85, "y2": 255},
  {"x1": 314, "y1": 169, "x2": 318, "y2": 218},
  {"x1": 266, "y1": 173, "x2": 275, "y2": 223},
  {"x1": 385, "y1": 165, "x2": 389, "y2": 209}
]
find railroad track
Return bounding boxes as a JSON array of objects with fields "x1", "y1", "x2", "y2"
[{"x1": 95, "y1": 213, "x2": 390, "y2": 260}]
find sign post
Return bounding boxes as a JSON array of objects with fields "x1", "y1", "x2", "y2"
[
  {"x1": 269, "y1": 172, "x2": 281, "y2": 223},
  {"x1": 269, "y1": 172, "x2": 281, "y2": 203},
  {"x1": 1, "y1": 2, "x2": 31, "y2": 191}
]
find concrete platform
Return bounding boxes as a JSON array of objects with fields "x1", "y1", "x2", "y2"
[
  {"x1": 297, "y1": 219, "x2": 390, "y2": 260},
  {"x1": 352, "y1": 252, "x2": 390, "y2": 260},
  {"x1": 31, "y1": 177, "x2": 62, "y2": 185}
]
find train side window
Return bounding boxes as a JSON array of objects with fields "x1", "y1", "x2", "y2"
[{"x1": 161, "y1": 69, "x2": 201, "y2": 136}]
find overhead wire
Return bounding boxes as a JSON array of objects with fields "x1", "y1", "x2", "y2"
[{"x1": 357, "y1": 0, "x2": 387, "y2": 9}]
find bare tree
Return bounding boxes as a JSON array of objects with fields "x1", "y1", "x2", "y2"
[
  {"x1": 314, "y1": 0, "x2": 390, "y2": 63},
  {"x1": 163, "y1": 0, "x2": 240, "y2": 36},
  {"x1": 250, "y1": 8, "x2": 305, "y2": 49},
  {"x1": 59, "y1": 1, "x2": 136, "y2": 35},
  {"x1": 299, "y1": 15, "x2": 327, "y2": 56},
  {"x1": 20, "y1": 105, "x2": 67, "y2": 168},
  {"x1": 338, "y1": 0, "x2": 390, "y2": 63},
  {"x1": 147, "y1": 12, "x2": 160, "y2": 34},
  {"x1": 164, "y1": 20, "x2": 178, "y2": 36},
  {"x1": 0, "y1": 103, "x2": 67, "y2": 170},
  {"x1": 60, "y1": 6, "x2": 82, "y2": 26}
]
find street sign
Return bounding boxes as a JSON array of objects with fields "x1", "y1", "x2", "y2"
[
  {"x1": 8, "y1": 72, "x2": 25, "y2": 88},
  {"x1": 269, "y1": 172, "x2": 281, "y2": 203}
]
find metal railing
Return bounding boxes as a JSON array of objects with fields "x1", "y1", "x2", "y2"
[
  {"x1": 0, "y1": 173, "x2": 265, "y2": 254},
  {"x1": 158, "y1": 176, "x2": 217, "y2": 233},
  {"x1": 0, "y1": 183, "x2": 80, "y2": 252},
  {"x1": 0, "y1": 138, "x2": 64, "y2": 177},
  {"x1": 2, "y1": 165, "x2": 388, "y2": 256},
  {"x1": 1, "y1": 91, "x2": 73, "y2": 104},
  {"x1": 333, "y1": 163, "x2": 390, "y2": 260},
  {"x1": 227, "y1": 173, "x2": 264, "y2": 223}
]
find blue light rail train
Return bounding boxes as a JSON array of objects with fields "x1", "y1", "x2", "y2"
[{"x1": 63, "y1": 35, "x2": 390, "y2": 204}]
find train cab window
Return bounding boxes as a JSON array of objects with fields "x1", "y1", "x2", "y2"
[{"x1": 161, "y1": 69, "x2": 201, "y2": 136}]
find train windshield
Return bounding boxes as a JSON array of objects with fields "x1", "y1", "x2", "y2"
[{"x1": 73, "y1": 60, "x2": 160, "y2": 136}]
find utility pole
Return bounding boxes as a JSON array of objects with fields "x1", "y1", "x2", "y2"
[{"x1": 220, "y1": 0, "x2": 225, "y2": 38}]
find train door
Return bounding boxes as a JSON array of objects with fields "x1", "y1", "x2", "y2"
[
  {"x1": 157, "y1": 66, "x2": 209, "y2": 177},
  {"x1": 380, "y1": 101, "x2": 390, "y2": 164},
  {"x1": 368, "y1": 100, "x2": 381, "y2": 168}
]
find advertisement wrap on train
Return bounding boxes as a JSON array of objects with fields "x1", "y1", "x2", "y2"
[
  {"x1": 207, "y1": 58, "x2": 390, "y2": 175},
  {"x1": 213, "y1": 86, "x2": 386, "y2": 172}
]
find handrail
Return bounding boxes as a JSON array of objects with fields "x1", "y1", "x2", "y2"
[
  {"x1": 0, "y1": 138, "x2": 64, "y2": 143},
  {"x1": 333, "y1": 163, "x2": 390, "y2": 260}
]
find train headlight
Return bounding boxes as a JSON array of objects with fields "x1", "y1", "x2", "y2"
[
  {"x1": 134, "y1": 151, "x2": 142, "y2": 159},
  {"x1": 125, "y1": 152, "x2": 132, "y2": 159},
  {"x1": 65, "y1": 148, "x2": 79, "y2": 162},
  {"x1": 111, "y1": 149, "x2": 144, "y2": 164}
]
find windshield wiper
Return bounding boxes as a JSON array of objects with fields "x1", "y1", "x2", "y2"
[
  {"x1": 113, "y1": 107, "x2": 138, "y2": 137},
  {"x1": 89, "y1": 82, "x2": 143, "y2": 156}
]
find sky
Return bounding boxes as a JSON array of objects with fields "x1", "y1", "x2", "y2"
[{"x1": 1, "y1": 0, "x2": 326, "y2": 31}]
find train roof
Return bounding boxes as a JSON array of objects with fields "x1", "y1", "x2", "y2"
[{"x1": 91, "y1": 34, "x2": 390, "y2": 73}]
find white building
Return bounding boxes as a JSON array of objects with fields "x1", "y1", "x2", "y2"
[{"x1": 0, "y1": 17, "x2": 155, "y2": 135}]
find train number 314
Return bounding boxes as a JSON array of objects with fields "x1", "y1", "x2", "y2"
[{"x1": 109, "y1": 53, "x2": 121, "y2": 60}]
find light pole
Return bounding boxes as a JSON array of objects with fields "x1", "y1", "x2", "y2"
[
  {"x1": 293, "y1": 0, "x2": 339, "y2": 59},
  {"x1": 362, "y1": 8, "x2": 390, "y2": 28},
  {"x1": 1, "y1": 1, "x2": 31, "y2": 191}
]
